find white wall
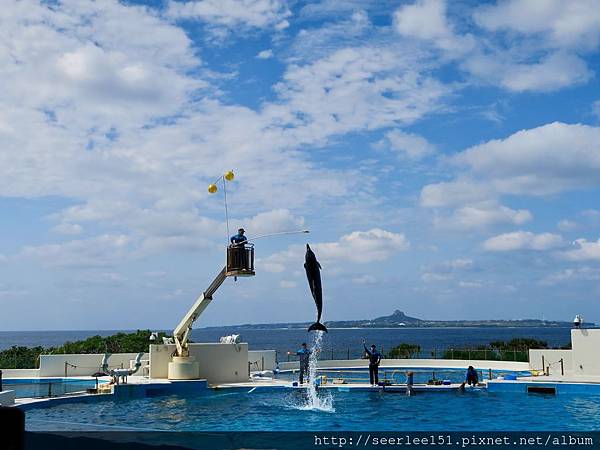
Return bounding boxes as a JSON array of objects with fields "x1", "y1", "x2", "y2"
[
  {"x1": 149, "y1": 344, "x2": 175, "y2": 379},
  {"x1": 528, "y1": 349, "x2": 572, "y2": 374},
  {"x1": 248, "y1": 350, "x2": 277, "y2": 371},
  {"x1": 39, "y1": 353, "x2": 147, "y2": 377},
  {"x1": 572, "y1": 329, "x2": 600, "y2": 376},
  {"x1": 149, "y1": 343, "x2": 249, "y2": 383},
  {"x1": 0, "y1": 368, "x2": 40, "y2": 378}
]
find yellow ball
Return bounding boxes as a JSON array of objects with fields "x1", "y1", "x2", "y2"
[
  {"x1": 224, "y1": 170, "x2": 235, "y2": 181},
  {"x1": 208, "y1": 183, "x2": 218, "y2": 193}
]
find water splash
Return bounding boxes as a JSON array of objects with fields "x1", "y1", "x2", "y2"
[{"x1": 296, "y1": 330, "x2": 335, "y2": 413}]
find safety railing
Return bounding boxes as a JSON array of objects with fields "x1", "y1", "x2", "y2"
[
  {"x1": 279, "y1": 347, "x2": 535, "y2": 363},
  {"x1": 226, "y1": 243, "x2": 255, "y2": 275}
]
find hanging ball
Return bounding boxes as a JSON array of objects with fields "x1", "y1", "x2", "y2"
[
  {"x1": 224, "y1": 170, "x2": 235, "y2": 181},
  {"x1": 208, "y1": 183, "x2": 218, "y2": 193}
]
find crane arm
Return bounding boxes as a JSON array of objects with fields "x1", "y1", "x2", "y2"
[{"x1": 173, "y1": 266, "x2": 227, "y2": 357}]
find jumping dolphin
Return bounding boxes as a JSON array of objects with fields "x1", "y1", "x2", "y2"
[{"x1": 304, "y1": 244, "x2": 328, "y2": 333}]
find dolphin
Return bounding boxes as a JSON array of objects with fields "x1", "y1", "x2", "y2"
[{"x1": 304, "y1": 244, "x2": 328, "y2": 333}]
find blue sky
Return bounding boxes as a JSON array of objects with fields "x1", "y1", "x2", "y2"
[{"x1": 2, "y1": 0, "x2": 600, "y2": 330}]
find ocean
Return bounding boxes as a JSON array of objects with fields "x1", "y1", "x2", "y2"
[{"x1": 0, "y1": 326, "x2": 575, "y2": 360}]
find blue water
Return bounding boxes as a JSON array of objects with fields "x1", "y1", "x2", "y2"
[
  {"x1": 0, "y1": 327, "x2": 575, "y2": 360},
  {"x1": 23, "y1": 383, "x2": 600, "y2": 431},
  {"x1": 3, "y1": 378, "x2": 102, "y2": 398}
]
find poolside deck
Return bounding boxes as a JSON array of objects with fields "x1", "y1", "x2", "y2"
[{"x1": 213, "y1": 379, "x2": 470, "y2": 392}]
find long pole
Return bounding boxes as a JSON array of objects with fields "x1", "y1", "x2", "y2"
[{"x1": 248, "y1": 230, "x2": 310, "y2": 242}]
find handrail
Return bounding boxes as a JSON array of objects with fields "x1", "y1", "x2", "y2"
[{"x1": 280, "y1": 346, "x2": 536, "y2": 362}]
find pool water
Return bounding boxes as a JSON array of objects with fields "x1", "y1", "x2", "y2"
[
  {"x1": 24, "y1": 387, "x2": 600, "y2": 431},
  {"x1": 5, "y1": 378, "x2": 102, "y2": 398}
]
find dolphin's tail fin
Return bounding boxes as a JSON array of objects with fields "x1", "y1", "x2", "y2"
[{"x1": 308, "y1": 322, "x2": 328, "y2": 333}]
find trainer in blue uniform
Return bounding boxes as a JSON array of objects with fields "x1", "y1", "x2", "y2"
[
  {"x1": 465, "y1": 366, "x2": 479, "y2": 386},
  {"x1": 363, "y1": 339, "x2": 382, "y2": 386},
  {"x1": 230, "y1": 228, "x2": 247, "y2": 245},
  {"x1": 288, "y1": 343, "x2": 311, "y2": 384}
]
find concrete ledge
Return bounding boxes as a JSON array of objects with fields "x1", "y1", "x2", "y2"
[
  {"x1": 0, "y1": 390, "x2": 16, "y2": 406},
  {"x1": 488, "y1": 379, "x2": 600, "y2": 394}
]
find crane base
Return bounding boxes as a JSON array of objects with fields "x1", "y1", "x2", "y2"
[{"x1": 168, "y1": 356, "x2": 201, "y2": 380}]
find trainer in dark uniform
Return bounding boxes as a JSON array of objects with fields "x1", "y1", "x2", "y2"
[{"x1": 363, "y1": 340, "x2": 382, "y2": 386}]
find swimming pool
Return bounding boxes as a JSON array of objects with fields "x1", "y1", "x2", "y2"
[
  {"x1": 4, "y1": 378, "x2": 103, "y2": 398},
  {"x1": 24, "y1": 383, "x2": 600, "y2": 431}
]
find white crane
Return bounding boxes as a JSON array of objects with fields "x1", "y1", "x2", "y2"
[{"x1": 167, "y1": 244, "x2": 255, "y2": 379}]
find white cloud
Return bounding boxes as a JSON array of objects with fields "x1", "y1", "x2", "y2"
[
  {"x1": 316, "y1": 229, "x2": 410, "y2": 263},
  {"x1": 380, "y1": 129, "x2": 436, "y2": 160},
  {"x1": 20, "y1": 234, "x2": 131, "y2": 268},
  {"x1": 483, "y1": 231, "x2": 564, "y2": 252},
  {"x1": 436, "y1": 203, "x2": 532, "y2": 230},
  {"x1": 421, "y1": 123, "x2": 600, "y2": 223},
  {"x1": 167, "y1": 0, "x2": 291, "y2": 30},
  {"x1": 456, "y1": 122, "x2": 600, "y2": 196},
  {"x1": 260, "y1": 228, "x2": 410, "y2": 273},
  {"x1": 473, "y1": 0, "x2": 600, "y2": 50},
  {"x1": 391, "y1": 0, "x2": 595, "y2": 93},
  {"x1": 279, "y1": 280, "x2": 297, "y2": 289},
  {"x1": 581, "y1": 209, "x2": 600, "y2": 219},
  {"x1": 420, "y1": 180, "x2": 494, "y2": 208},
  {"x1": 557, "y1": 220, "x2": 578, "y2": 232},
  {"x1": 270, "y1": 47, "x2": 451, "y2": 141},
  {"x1": 562, "y1": 238, "x2": 600, "y2": 261},
  {"x1": 352, "y1": 275, "x2": 377, "y2": 285},
  {"x1": 242, "y1": 209, "x2": 305, "y2": 238},
  {"x1": 393, "y1": 0, "x2": 474, "y2": 54},
  {"x1": 421, "y1": 272, "x2": 450, "y2": 283},
  {"x1": 458, "y1": 281, "x2": 482, "y2": 288},
  {"x1": 256, "y1": 49, "x2": 274, "y2": 59},
  {"x1": 463, "y1": 51, "x2": 591, "y2": 93},
  {"x1": 444, "y1": 258, "x2": 473, "y2": 270},
  {"x1": 52, "y1": 222, "x2": 83, "y2": 235},
  {"x1": 420, "y1": 258, "x2": 473, "y2": 284},
  {"x1": 542, "y1": 267, "x2": 600, "y2": 285}
]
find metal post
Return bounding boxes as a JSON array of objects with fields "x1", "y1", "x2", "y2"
[
  {"x1": 542, "y1": 355, "x2": 545, "y2": 372},
  {"x1": 64, "y1": 362, "x2": 67, "y2": 377},
  {"x1": 261, "y1": 356, "x2": 264, "y2": 371},
  {"x1": 287, "y1": 352, "x2": 290, "y2": 362},
  {"x1": 0, "y1": 369, "x2": 3, "y2": 392},
  {"x1": 488, "y1": 368, "x2": 492, "y2": 380},
  {"x1": 48, "y1": 382, "x2": 52, "y2": 398},
  {"x1": 248, "y1": 361, "x2": 251, "y2": 377},
  {"x1": 560, "y1": 358, "x2": 564, "y2": 376}
]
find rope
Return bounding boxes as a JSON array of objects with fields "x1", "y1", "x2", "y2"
[{"x1": 222, "y1": 176, "x2": 230, "y2": 242}]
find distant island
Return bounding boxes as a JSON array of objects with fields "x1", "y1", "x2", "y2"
[{"x1": 203, "y1": 310, "x2": 594, "y2": 330}]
